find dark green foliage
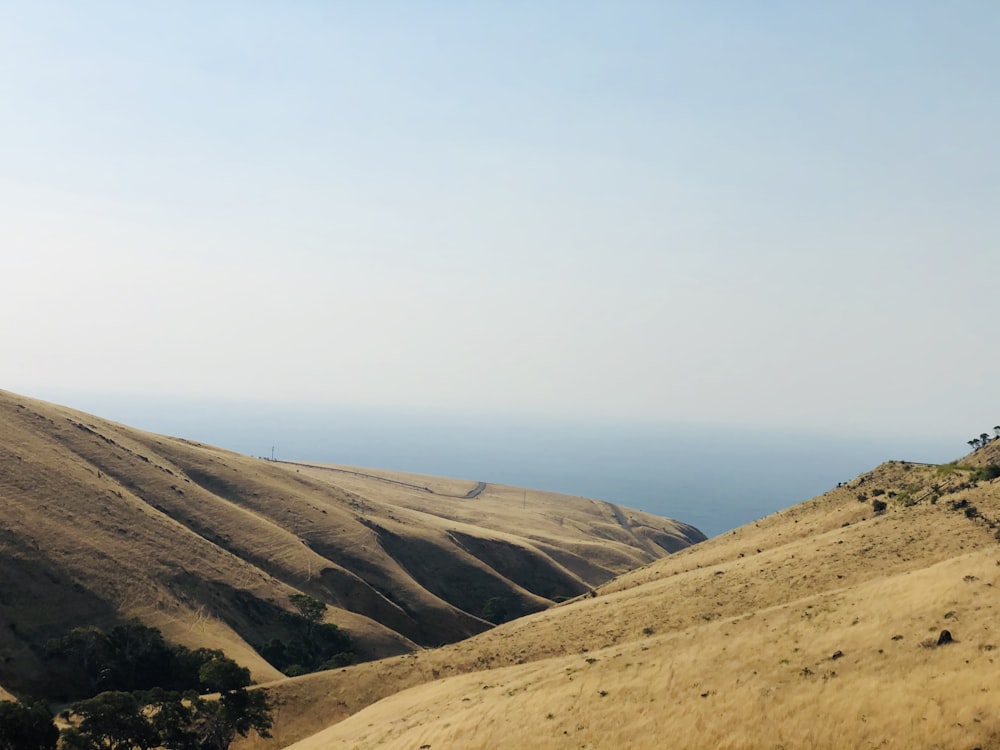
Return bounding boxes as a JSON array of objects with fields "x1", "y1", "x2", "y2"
[
  {"x1": 62, "y1": 687, "x2": 272, "y2": 750},
  {"x1": 68, "y1": 691, "x2": 158, "y2": 750},
  {"x1": 144, "y1": 689, "x2": 201, "y2": 750},
  {"x1": 198, "y1": 658, "x2": 251, "y2": 693},
  {"x1": 289, "y1": 593, "x2": 326, "y2": 623},
  {"x1": 481, "y1": 596, "x2": 523, "y2": 625},
  {"x1": 170, "y1": 647, "x2": 228, "y2": 690},
  {"x1": 870, "y1": 488, "x2": 885, "y2": 497},
  {"x1": 972, "y1": 463, "x2": 1000, "y2": 481},
  {"x1": 210, "y1": 685, "x2": 273, "y2": 748},
  {"x1": 871, "y1": 499, "x2": 888, "y2": 514},
  {"x1": 39, "y1": 622, "x2": 272, "y2": 750},
  {"x1": 0, "y1": 699, "x2": 58, "y2": 750},
  {"x1": 258, "y1": 596, "x2": 353, "y2": 676},
  {"x1": 45, "y1": 621, "x2": 228, "y2": 699}
]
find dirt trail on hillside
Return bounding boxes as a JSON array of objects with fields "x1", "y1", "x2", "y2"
[{"x1": 280, "y1": 461, "x2": 487, "y2": 499}]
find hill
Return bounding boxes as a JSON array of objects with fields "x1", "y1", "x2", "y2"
[
  {"x1": 0, "y1": 389, "x2": 703, "y2": 699},
  {"x1": 235, "y1": 442, "x2": 1000, "y2": 749}
]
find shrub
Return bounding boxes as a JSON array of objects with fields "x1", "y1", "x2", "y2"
[
  {"x1": 46, "y1": 622, "x2": 228, "y2": 699},
  {"x1": 0, "y1": 700, "x2": 58, "y2": 750},
  {"x1": 257, "y1": 595, "x2": 353, "y2": 676},
  {"x1": 481, "y1": 597, "x2": 523, "y2": 625},
  {"x1": 872, "y1": 499, "x2": 888, "y2": 514},
  {"x1": 972, "y1": 464, "x2": 1000, "y2": 482}
]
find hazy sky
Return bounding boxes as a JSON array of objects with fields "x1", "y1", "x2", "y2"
[{"x1": 2, "y1": 2, "x2": 997, "y2": 439}]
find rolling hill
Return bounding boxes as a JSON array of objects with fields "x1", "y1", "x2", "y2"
[
  {"x1": 235, "y1": 442, "x2": 1000, "y2": 749},
  {"x1": 0, "y1": 389, "x2": 703, "y2": 700},
  {"x1": 5, "y1": 388, "x2": 999, "y2": 748}
]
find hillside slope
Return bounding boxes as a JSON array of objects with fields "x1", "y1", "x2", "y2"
[
  {"x1": 241, "y1": 445, "x2": 1000, "y2": 749},
  {"x1": 0, "y1": 389, "x2": 703, "y2": 698}
]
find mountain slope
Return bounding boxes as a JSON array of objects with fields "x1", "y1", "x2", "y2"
[
  {"x1": 239, "y1": 449, "x2": 1000, "y2": 749},
  {"x1": 0, "y1": 389, "x2": 703, "y2": 698}
]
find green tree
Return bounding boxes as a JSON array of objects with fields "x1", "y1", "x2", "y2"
[
  {"x1": 0, "y1": 699, "x2": 58, "y2": 750},
  {"x1": 198, "y1": 657, "x2": 251, "y2": 693},
  {"x1": 67, "y1": 691, "x2": 158, "y2": 750},
  {"x1": 481, "y1": 596, "x2": 522, "y2": 625},
  {"x1": 197, "y1": 688, "x2": 273, "y2": 750},
  {"x1": 144, "y1": 690, "x2": 200, "y2": 750},
  {"x1": 259, "y1": 595, "x2": 353, "y2": 675},
  {"x1": 289, "y1": 593, "x2": 326, "y2": 623}
]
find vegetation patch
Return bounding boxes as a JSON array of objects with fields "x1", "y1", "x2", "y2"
[
  {"x1": 257, "y1": 594, "x2": 354, "y2": 676},
  {"x1": 3, "y1": 621, "x2": 276, "y2": 750}
]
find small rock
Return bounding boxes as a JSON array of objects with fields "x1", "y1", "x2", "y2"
[
  {"x1": 830, "y1": 650, "x2": 843, "y2": 660},
  {"x1": 937, "y1": 629, "x2": 953, "y2": 646}
]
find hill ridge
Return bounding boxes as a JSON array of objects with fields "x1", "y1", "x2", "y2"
[{"x1": 0, "y1": 389, "x2": 703, "y2": 700}]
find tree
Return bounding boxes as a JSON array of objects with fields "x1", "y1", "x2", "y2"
[
  {"x1": 289, "y1": 593, "x2": 326, "y2": 624},
  {"x1": 0, "y1": 700, "x2": 58, "y2": 750},
  {"x1": 46, "y1": 622, "x2": 177, "y2": 697},
  {"x1": 481, "y1": 596, "x2": 522, "y2": 625},
  {"x1": 63, "y1": 685, "x2": 272, "y2": 750},
  {"x1": 144, "y1": 690, "x2": 200, "y2": 750},
  {"x1": 260, "y1": 595, "x2": 353, "y2": 675},
  {"x1": 197, "y1": 687, "x2": 272, "y2": 750},
  {"x1": 981, "y1": 433, "x2": 991, "y2": 446},
  {"x1": 970, "y1": 438, "x2": 981, "y2": 450},
  {"x1": 198, "y1": 658, "x2": 251, "y2": 694},
  {"x1": 67, "y1": 691, "x2": 158, "y2": 750}
]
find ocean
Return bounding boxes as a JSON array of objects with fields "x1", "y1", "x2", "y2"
[{"x1": 48, "y1": 394, "x2": 959, "y2": 538}]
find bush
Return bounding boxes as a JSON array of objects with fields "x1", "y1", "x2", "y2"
[
  {"x1": 257, "y1": 595, "x2": 353, "y2": 676},
  {"x1": 972, "y1": 464, "x2": 1000, "y2": 482},
  {"x1": 481, "y1": 597, "x2": 523, "y2": 625},
  {"x1": 46, "y1": 622, "x2": 229, "y2": 699},
  {"x1": 872, "y1": 499, "x2": 888, "y2": 514},
  {"x1": 0, "y1": 700, "x2": 58, "y2": 750}
]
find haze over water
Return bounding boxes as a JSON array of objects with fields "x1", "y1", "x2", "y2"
[{"x1": 50, "y1": 393, "x2": 960, "y2": 538}]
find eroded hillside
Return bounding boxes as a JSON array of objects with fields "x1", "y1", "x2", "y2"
[
  {"x1": 0, "y1": 389, "x2": 703, "y2": 698},
  {"x1": 241, "y1": 445, "x2": 1000, "y2": 749}
]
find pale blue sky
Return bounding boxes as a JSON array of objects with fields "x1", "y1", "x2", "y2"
[{"x1": 2, "y1": 2, "x2": 997, "y2": 439}]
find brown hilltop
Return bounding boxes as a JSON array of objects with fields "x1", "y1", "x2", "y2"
[{"x1": 0, "y1": 388, "x2": 703, "y2": 699}]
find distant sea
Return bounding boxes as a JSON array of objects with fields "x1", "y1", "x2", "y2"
[{"x1": 47, "y1": 394, "x2": 960, "y2": 539}]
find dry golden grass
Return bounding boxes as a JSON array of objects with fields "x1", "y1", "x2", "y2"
[
  {"x1": 238, "y1": 457, "x2": 1000, "y2": 749},
  {"x1": 0, "y1": 389, "x2": 699, "y2": 699},
  {"x1": 5, "y1": 387, "x2": 999, "y2": 748}
]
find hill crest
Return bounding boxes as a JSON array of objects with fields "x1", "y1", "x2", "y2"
[{"x1": 0, "y1": 389, "x2": 703, "y2": 698}]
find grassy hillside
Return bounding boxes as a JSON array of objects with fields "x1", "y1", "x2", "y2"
[
  {"x1": 237, "y1": 445, "x2": 1000, "y2": 749},
  {"x1": 0, "y1": 389, "x2": 702, "y2": 699}
]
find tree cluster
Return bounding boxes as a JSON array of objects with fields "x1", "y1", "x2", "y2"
[
  {"x1": 59, "y1": 666, "x2": 271, "y2": 750},
  {"x1": 45, "y1": 621, "x2": 233, "y2": 700},
  {"x1": 967, "y1": 426, "x2": 1000, "y2": 451},
  {"x1": 10, "y1": 621, "x2": 275, "y2": 750},
  {"x1": 257, "y1": 594, "x2": 354, "y2": 676},
  {"x1": 0, "y1": 699, "x2": 58, "y2": 750}
]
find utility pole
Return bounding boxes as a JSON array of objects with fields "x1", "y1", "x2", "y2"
[{"x1": 271, "y1": 446, "x2": 275, "y2": 462}]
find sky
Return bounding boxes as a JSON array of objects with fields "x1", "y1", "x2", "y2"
[{"x1": 2, "y1": 2, "x2": 998, "y2": 442}]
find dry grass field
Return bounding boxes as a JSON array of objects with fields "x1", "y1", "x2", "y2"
[
  {"x1": 0, "y1": 389, "x2": 700, "y2": 700},
  {"x1": 3, "y1": 388, "x2": 999, "y2": 748},
  {"x1": 241, "y1": 445, "x2": 1000, "y2": 749}
]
